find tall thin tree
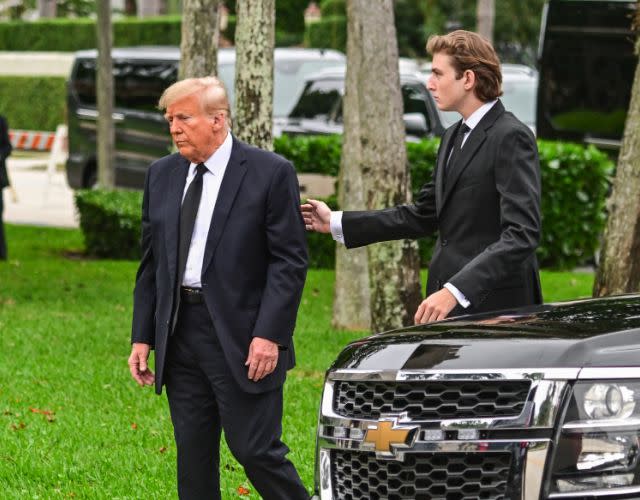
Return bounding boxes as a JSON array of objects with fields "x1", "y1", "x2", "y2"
[
  {"x1": 476, "y1": 0, "x2": 495, "y2": 43},
  {"x1": 96, "y1": 0, "x2": 115, "y2": 188},
  {"x1": 340, "y1": 0, "x2": 422, "y2": 331},
  {"x1": 234, "y1": 0, "x2": 275, "y2": 150},
  {"x1": 179, "y1": 0, "x2": 220, "y2": 79},
  {"x1": 594, "y1": 7, "x2": 640, "y2": 296}
]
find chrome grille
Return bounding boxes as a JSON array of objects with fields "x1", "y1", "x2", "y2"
[
  {"x1": 333, "y1": 380, "x2": 530, "y2": 420},
  {"x1": 332, "y1": 450, "x2": 512, "y2": 500}
]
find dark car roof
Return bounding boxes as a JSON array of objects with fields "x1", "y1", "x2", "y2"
[
  {"x1": 73, "y1": 46, "x2": 346, "y2": 64},
  {"x1": 331, "y1": 294, "x2": 640, "y2": 371}
]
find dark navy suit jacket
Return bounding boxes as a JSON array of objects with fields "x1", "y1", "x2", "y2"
[{"x1": 131, "y1": 136, "x2": 308, "y2": 394}]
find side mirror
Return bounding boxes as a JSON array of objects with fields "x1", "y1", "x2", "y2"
[{"x1": 403, "y1": 112, "x2": 428, "y2": 136}]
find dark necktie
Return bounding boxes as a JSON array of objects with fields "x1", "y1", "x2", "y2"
[
  {"x1": 444, "y1": 122, "x2": 470, "y2": 189},
  {"x1": 177, "y1": 162, "x2": 207, "y2": 287}
]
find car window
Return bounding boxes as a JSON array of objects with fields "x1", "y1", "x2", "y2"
[
  {"x1": 402, "y1": 83, "x2": 432, "y2": 131},
  {"x1": 289, "y1": 79, "x2": 343, "y2": 119},
  {"x1": 218, "y1": 60, "x2": 346, "y2": 118},
  {"x1": 73, "y1": 58, "x2": 178, "y2": 112}
]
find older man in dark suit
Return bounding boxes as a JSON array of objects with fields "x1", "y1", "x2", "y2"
[
  {"x1": 128, "y1": 77, "x2": 309, "y2": 499},
  {"x1": 0, "y1": 114, "x2": 12, "y2": 261},
  {"x1": 302, "y1": 30, "x2": 542, "y2": 323}
]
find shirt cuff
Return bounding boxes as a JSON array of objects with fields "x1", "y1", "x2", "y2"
[
  {"x1": 330, "y1": 210, "x2": 345, "y2": 244},
  {"x1": 443, "y1": 282, "x2": 470, "y2": 308}
]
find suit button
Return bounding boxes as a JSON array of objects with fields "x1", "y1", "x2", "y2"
[
  {"x1": 165, "y1": 320, "x2": 170, "y2": 326},
  {"x1": 441, "y1": 239, "x2": 448, "y2": 246}
]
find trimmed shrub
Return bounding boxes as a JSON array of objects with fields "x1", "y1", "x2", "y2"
[
  {"x1": 0, "y1": 16, "x2": 238, "y2": 51},
  {"x1": 304, "y1": 16, "x2": 347, "y2": 52},
  {"x1": 75, "y1": 136, "x2": 612, "y2": 270},
  {"x1": 0, "y1": 76, "x2": 66, "y2": 131},
  {"x1": 75, "y1": 189, "x2": 143, "y2": 259}
]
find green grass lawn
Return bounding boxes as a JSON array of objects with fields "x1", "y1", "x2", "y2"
[{"x1": 0, "y1": 224, "x2": 594, "y2": 499}]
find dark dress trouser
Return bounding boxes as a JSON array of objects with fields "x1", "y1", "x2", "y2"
[
  {"x1": 164, "y1": 301, "x2": 308, "y2": 500},
  {"x1": 0, "y1": 190, "x2": 6, "y2": 260}
]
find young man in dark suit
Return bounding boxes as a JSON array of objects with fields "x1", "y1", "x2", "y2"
[
  {"x1": 128, "y1": 77, "x2": 309, "y2": 499},
  {"x1": 302, "y1": 30, "x2": 542, "y2": 323},
  {"x1": 0, "y1": 114, "x2": 12, "y2": 261}
]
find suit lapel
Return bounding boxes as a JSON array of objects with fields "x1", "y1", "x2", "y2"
[
  {"x1": 201, "y1": 137, "x2": 248, "y2": 275},
  {"x1": 164, "y1": 155, "x2": 190, "y2": 288},
  {"x1": 441, "y1": 100, "x2": 505, "y2": 207},
  {"x1": 435, "y1": 125, "x2": 457, "y2": 214}
]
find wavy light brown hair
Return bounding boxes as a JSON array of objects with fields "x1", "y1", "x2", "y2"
[
  {"x1": 158, "y1": 76, "x2": 232, "y2": 127},
  {"x1": 426, "y1": 30, "x2": 502, "y2": 102}
]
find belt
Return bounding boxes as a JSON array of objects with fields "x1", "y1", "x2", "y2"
[{"x1": 180, "y1": 286, "x2": 204, "y2": 304}]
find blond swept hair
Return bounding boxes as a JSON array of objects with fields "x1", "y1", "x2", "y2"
[{"x1": 159, "y1": 76, "x2": 232, "y2": 127}]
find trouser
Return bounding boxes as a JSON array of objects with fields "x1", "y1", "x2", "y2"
[
  {"x1": 0, "y1": 190, "x2": 6, "y2": 260},
  {"x1": 164, "y1": 301, "x2": 308, "y2": 500}
]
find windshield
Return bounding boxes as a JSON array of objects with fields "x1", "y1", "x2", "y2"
[{"x1": 218, "y1": 60, "x2": 346, "y2": 118}]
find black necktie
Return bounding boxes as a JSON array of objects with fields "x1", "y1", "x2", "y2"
[
  {"x1": 444, "y1": 122, "x2": 470, "y2": 188},
  {"x1": 177, "y1": 162, "x2": 207, "y2": 287}
]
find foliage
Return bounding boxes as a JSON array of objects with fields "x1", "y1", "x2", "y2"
[
  {"x1": 0, "y1": 76, "x2": 66, "y2": 131},
  {"x1": 304, "y1": 15, "x2": 347, "y2": 52},
  {"x1": 0, "y1": 224, "x2": 592, "y2": 498},
  {"x1": 0, "y1": 16, "x2": 240, "y2": 51},
  {"x1": 225, "y1": 0, "x2": 307, "y2": 35},
  {"x1": 320, "y1": 0, "x2": 345, "y2": 17},
  {"x1": 74, "y1": 189, "x2": 143, "y2": 259},
  {"x1": 536, "y1": 141, "x2": 613, "y2": 269},
  {"x1": 71, "y1": 136, "x2": 612, "y2": 270}
]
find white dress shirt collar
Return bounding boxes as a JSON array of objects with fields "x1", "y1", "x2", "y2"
[
  {"x1": 188, "y1": 130, "x2": 233, "y2": 177},
  {"x1": 463, "y1": 99, "x2": 498, "y2": 131}
]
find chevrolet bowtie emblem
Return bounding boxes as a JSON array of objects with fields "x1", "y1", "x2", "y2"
[{"x1": 363, "y1": 419, "x2": 418, "y2": 453}]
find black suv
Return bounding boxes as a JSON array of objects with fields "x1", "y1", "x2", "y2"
[
  {"x1": 313, "y1": 294, "x2": 640, "y2": 499},
  {"x1": 66, "y1": 46, "x2": 345, "y2": 189}
]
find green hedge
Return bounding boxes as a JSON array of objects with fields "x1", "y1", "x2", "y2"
[
  {"x1": 305, "y1": 16, "x2": 347, "y2": 52},
  {"x1": 0, "y1": 76, "x2": 66, "y2": 131},
  {"x1": 75, "y1": 189, "x2": 142, "y2": 259},
  {"x1": 75, "y1": 136, "x2": 613, "y2": 270}
]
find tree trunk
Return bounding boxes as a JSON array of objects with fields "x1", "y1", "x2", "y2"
[
  {"x1": 37, "y1": 0, "x2": 56, "y2": 17},
  {"x1": 96, "y1": 0, "x2": 115, "y2": 188},
  {"x1": 125, "y1": 0, "x2": 137, "y2": 16},
  {"x1": 342, "y1": 0, "x2": 422, "y2": 332},
  {"x1": 476, "y1": 0, "x2": 495, "y2": 43},
  {"x1": 179, "y1": 0, "x2": 220, "y2": 79},
  {"x1": 593, "y1": 34, "x2": 640, "y2": 296},
  {"x1": 233, "y1": 0, "x2": 275, "y2": 150}
]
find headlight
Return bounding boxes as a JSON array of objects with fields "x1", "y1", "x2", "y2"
[{"x1": 548, "y1": 381, "x2": 640, "y2": 495}]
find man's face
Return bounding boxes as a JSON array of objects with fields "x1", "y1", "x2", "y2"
[
  {"x1": 427, "y1": 53, "x2": 467, "y2": 113},
  {"x1": 165, "y1": 92, "x2": 216, "y2": 164}
]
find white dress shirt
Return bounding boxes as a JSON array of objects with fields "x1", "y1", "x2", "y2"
[
  {"x1": 330, "y1": 100, "x2": 498, "y2": 308},
  {"x1": 181, "y1": 131, "x2": 233, "y2": 287}
]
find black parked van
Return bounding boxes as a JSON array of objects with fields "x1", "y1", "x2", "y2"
[
  {"x1": 536, "y1": 0, "x2": 637, "y2": 151},
  {"x1": 66, "y1": 46, "x2": 345, "y2": 189}
]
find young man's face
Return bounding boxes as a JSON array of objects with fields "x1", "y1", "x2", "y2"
[{"x1": 427, "y1": 53, "x2": 468, "y2": 114}]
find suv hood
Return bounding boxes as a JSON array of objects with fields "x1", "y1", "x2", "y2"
[{"x1": 331, "y1": 295, "x2": 640, "y2": 372}]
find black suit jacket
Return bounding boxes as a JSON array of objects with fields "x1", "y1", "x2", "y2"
[
  {"x1": 0, "y1": 115, "x2": 11, "y2": 189},
  {"x1": 343, "y1": 100, "x2": 542, "y2": 314},
  {"x1": 131, "y1": 136, "x2": 308, "y2": 394}
]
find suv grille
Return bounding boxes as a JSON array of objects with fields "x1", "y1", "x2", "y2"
[
  {"x1": 332, "y1": 450, "x2": 511, "y2": 500},
  {"x1": 333, "y1": 380, "x2": 530, "y2": 420}
]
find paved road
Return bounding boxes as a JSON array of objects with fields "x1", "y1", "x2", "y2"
[{"x1": 4, "y1": 157, "x2": 78, "y2": 228}]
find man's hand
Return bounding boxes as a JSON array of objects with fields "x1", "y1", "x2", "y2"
[
  {"x1": 245, "y1": 337, "x2": 279, "y2": 382},
  {"x1": 414, "y1": 288, "x2": 458, "y2": 324},
  {"x1": 128, "y1": 343, "x2": 155, "y2": 387},
  {"x1": 300, "y1": 199, "x2": 332, "y2": 233}
]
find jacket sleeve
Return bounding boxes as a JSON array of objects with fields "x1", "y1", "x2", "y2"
[
  {"x1": 449, "y1": 127, "x2": 541, "y2": 305},
  {"x1": 251, "y1": 160, "x2": 309, "y2": 346},
  {"x1": 131, "y1": 167, "x2": 156, "y2": 346},
  {"x1": 0, "y1": 116, "x2": 12, "y2": 160},
  {"x1": 341, "y1": 164, "x2": 439, "y2": 249}
]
